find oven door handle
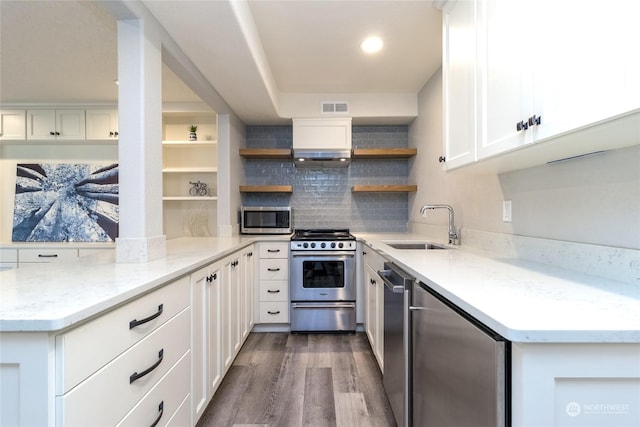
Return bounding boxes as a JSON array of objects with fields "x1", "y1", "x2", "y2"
[
  {"x1": 291, "y1": 302, "x2": 356, "y2": 309},
  {"x1": 291, "y1": 252, "x2": 355, "y2": 258}
]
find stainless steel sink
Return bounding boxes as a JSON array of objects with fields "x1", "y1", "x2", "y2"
[{"x1": 384, "y1": 242, "x2": 448, "y2": 250}]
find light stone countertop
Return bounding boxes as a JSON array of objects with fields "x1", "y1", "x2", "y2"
[
  {"x1": 1, "y1": 233, "x2": 639, "y2": 343},
  {"x1": 356, "y1": 233, "x2": 640, "y2": 343}
]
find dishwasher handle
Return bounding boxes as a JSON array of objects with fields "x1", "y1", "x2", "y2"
[{"x1": 378, "y1": 262, "x2": 414, "y2": 294}]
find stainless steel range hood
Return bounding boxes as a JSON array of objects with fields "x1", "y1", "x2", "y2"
[{"x1": 293, "y1": 148, "x2": 351, "y2": 168}]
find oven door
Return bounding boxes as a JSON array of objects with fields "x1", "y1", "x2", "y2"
[{"x1": 289, "y1": 251, "x2": 356, "y2": 301}]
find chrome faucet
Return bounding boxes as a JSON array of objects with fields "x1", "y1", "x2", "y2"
[{"x1": 419, "y1": 204, "x2": 459, "y2": 245}]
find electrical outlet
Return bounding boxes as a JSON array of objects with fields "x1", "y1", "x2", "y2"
[{"x1": 503, "y1": 200, "x2": 512, "y2": 222}]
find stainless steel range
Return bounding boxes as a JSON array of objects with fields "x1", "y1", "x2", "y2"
[{"x1": 289, "y1": 229, "x2": 357, "y2": 332}]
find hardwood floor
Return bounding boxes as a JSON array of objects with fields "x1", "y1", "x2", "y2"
[{"x1": 197, "y1": 332, "x2": 397, "y2": 427}]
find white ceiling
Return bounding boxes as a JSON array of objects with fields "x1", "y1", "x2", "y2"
[{"x1": 0, "y1": 0, "x2": 442, "y2": 124}]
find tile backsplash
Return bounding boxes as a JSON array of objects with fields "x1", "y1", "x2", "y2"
[{"x1": 243, "y1": 125, "x2": 410, "y2": 232}]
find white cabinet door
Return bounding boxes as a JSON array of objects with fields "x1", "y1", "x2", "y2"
[
  {"x1": 477, "y1": 0, "x2": 533, "y2": 159},
  {"x1": 0, "y1": 110, "x2": 26, "y2": 140},
  {"x1": 292, "y1": 118, "x2": 352, "y2": 150},
  {"x1": 240, "y1": 246, "x2": 255, "y2": 341},
  {"x1": 191, "y1": 265, "x2": 209, "y2": 422},
  {"x1": 206, "y1": 265, "x2": 222, "y2": 399},
  {"x1": 86, "y1": 109, "x2": 118, "y2": 140},
  {"x1": 27, "y1": 109, "x2": 85, "y2": 140},
  {"x1": 532, "y1": 0, "x2": 640, "y2": 142},
  {"x1": 442, "y1": 0, "x2": 478, "y2": 169}
]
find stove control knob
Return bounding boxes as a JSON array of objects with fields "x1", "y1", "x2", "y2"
[
  {"x1": 321, "y1": 242, "x2": 326, "y2": 248},
  {"x1": 338, "y1": 242, "x2": 344, "y2": 248},
  {"x1": 331, "y1": 242, "x2": 336, "y2": 248},
  {"x1": 310, "y1": 242, "x2": 316, "y2": 248},
  {"x1": 303, "y1": 242, "x2": 309, "y2": 248}
]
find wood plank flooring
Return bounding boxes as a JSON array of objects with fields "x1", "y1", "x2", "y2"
[{"x1": 197, "y1": 332, "x2": 397, "y2": 427}]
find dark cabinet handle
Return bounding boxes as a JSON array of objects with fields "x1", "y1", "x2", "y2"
[
  {"x1": 267, "y1": 249, "x2": 280, "y2": 253},
  {"x1": 130, "y1": 349, "x2": 164, "y2": 384},
  {"x1": 114, "y1": 131, "x2": 119, "y2": 136},
  {"x1": 109, "y1": 132, "x2": 114, "y2": 136},
  {"x1": 267, "y1": 289, "x2": 281, "y2": 294},
  {"x1": 528, "y1": 115, "x2": 541, "y2": 126},
  {"x1": 267, "y1": 267, "x2": 280, "y2": 272},
  {"x1": 129, "y1": 304, "x2": 163, "y2": 329},
  {"x1": 516, "y1": 120, "x2": 529, "y2": 131},
  {"x1": 231, "y1": 260, "x2": 239, "y2": 267},
  {"x1": 248, "y1": 252, "x2": 253, "y2": 257},
  {"x1": 438, "y1": 156, "x2": 446, "y2": 163},
  {"x1": 55, "y1": 132, "x2": 60, "y2": 136},
  {"x1": 49, "y1": 131, "x2": 55, "y2": 136},
  {"x1": 362, "y1": 251, "x2": 367, "y2": 255},
  {"x1": 206, "y1": 272, "x2": 217, "y2": 283},
  {"x1": 370, "y1": 278, "x2": 376, "y2": 285},
  {"x1": 38, "y1": 254, "x2": 58, "y2": 258},
  {"x1": 267, "y1": 310, "x2": 281, "y2": 315},
  {"x1": 149, "y1": 401, "x2": 164, "y2": 427}
]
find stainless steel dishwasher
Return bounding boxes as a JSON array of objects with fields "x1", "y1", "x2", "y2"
[
  {"x1": 412, "y1": 281, "x2": 510, "y2": 427},
  {"x1": 378, "y1": 261, "x2": 414, "y2": 427}
]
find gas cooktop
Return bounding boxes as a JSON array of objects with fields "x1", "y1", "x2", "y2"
[{"x1": 290, "y1": 229, "x2": 356, "y2": 251}]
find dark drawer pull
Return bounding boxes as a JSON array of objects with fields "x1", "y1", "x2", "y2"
[
  {"x1": 150, "y1": 401, "x2": 164, "y2": 427},
  {"x1": 267, "y1": 310, "x2": 281, "y2": 315},
  {"x1": 267, "y1": 267, "x2": 280, "y2": 272},
  {"x1": 38, "y1": 254, "x2": 59, "y2": 258},
  {"x1": 267, "y1": 289, "x2": 281, "y2": 294},
  {"x1": 130, "y1": 349, "x2": 164, "y2": 384},
  {"x1": 129, "y1": 304, "x2": 163, "y2": 329},
  {"x1": 267, "y1": 249, "x2": 280, "y2": 253}
]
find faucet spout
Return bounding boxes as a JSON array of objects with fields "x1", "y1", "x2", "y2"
[{"x1": 419, "y1": 204, "x2": 459, "y2": 245}]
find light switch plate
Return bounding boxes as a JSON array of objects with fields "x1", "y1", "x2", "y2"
[{"x1": 503, "y1": 200, "x2": 512, "y2": 222}]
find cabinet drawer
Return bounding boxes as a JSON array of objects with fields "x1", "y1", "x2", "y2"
[
  {"x1": 258, "y1": 242, "x2": 289, "y2": 259},
  {"x1": 19, "y1": 248, "x2": 77, "y2": 263},
  {"x1": 259, "y1": 281, "x2": 289, "y2": 302},
  {"x1": 56, "y1": 276, "x2": 190, "y2": 394},
  {"x1": 56, "y1": 307, "x2": 191, "y2": 427},
  {"x1": 258, "y1": 258, "x2": 288, "y2": 280},
  {"x1": 116, "y1": 350, "x2": 190, "y2": 427},
  {"x1": 0, "y1": 248, "x2": 18, "y2": 263},
  {"x1": 259, "y1": 301, "x2": 289, "y2": 323}
]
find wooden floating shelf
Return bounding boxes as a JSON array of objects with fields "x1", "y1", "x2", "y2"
[
  {"x1": 239, "y1": 185, "x2": 293, "y2": 193},
  {"x1": 352, "y1": 185, "x2": 418, "y2": 193},
  {"x1": 351, "y1": 148, "x2": 417, "y2": 159},
  {"x1": 239, "y1": 148, "x2": 292, "y2": 159}
]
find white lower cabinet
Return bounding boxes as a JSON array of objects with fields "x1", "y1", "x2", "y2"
[
  {"x1": 255, "y1": 242, "x2": 290, "y2": 325},
  {"x1": 191, "y1": 245, "x2": 254, "y2": 425},
  {"x1": 363, "y1": 244, "x2": 385, "y2": 371},
  {"x1": 55, "y1": 277, "x2": 191, "y2": 427}
]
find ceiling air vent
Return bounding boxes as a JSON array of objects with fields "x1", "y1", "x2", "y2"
[{"x1": 321, "y1": 101, "x2": 349, "y2": 115}]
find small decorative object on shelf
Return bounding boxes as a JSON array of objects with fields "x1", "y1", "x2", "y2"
[
  {"x1": 189, "y1": 180, "x2": 208, "y2": 196},
  {"x1": 189, "y1": 125, "x2": 198, "y2": 141}
]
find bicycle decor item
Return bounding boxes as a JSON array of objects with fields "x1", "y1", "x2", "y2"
[{"x1": 189, "y1": 181, "x2": 209, "y2": 196}]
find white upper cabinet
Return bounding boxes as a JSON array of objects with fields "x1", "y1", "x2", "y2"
[
  {"x1": 442, "y1": 0, "x2": 478, "y2": 169},
  {"x1": 476, "y1": 0, "x2": 534, "y2": 159},
  {"x1": 0, "y1": 110, "x2": 26, "y2": 140},
  {"x1": 532, "y1": 0, "x2": 640, "y2": 141},
  {"x1": 442, "y1": 0, "x2": 640, "y2": 172},
  {"x1": 27, "y1": 109, "x2": 85, "y2": 140},
  {"x1": 292, "y1": 118, "x2": 352, "y2": 150},
  {"x1": 85, "y1": 108, "x2": 118, "y2": 140}
]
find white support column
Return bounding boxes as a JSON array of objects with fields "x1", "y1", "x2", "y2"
[{"x1": 115, "y1": 18, "x2": 166, "y2": 262}]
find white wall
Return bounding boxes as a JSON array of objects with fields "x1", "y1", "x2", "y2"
[
  {"x1": 216, "y1": 112, "x2": 245, "y2": 236},
  {"x1": 409, "y1": 69, "x2": 640, "y2": 249}
]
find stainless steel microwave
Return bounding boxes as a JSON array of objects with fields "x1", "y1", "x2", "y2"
[{"x1": 240, "y1": 207, "x2": 292, "y2": 234}]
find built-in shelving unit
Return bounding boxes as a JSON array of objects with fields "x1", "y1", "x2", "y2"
[
  {"x1": 352, "y1": 185, "x2": 417, "y2": 193},
  {"x1": 162, "y1": 111, "x2": 217, "y2": 238},
  {"x1": 239, "y1": 185, "x2": 293, "y2": 193}
]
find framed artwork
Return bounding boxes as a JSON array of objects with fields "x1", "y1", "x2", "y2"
[{"x1": 12, "y1": 163, "x2": 119, "y2": 242}]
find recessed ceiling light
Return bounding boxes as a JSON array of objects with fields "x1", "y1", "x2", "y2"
[{"x1": 360, "y1": 36, "x2": 383, "y2": 54}]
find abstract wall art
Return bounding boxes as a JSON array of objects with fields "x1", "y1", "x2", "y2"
[{"x1": 12, "y1": 163, "x2": 119, "y2": 242}]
